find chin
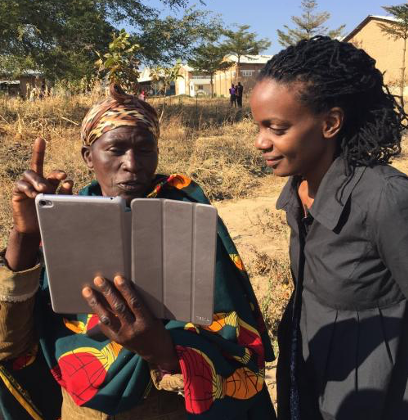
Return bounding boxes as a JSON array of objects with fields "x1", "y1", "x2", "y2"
[{"x1": 272, "y1": 168, "x2": 293, "y2": 178}]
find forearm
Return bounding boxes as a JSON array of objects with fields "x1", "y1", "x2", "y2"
[
  {"x1": 0, "y1": 297, "x2": 36, "y2": 360},
  {"x1": 4, "y1": 228, "x2": 41, "y2": 271},
  {"x1": 0, "y1": 256, "x2": 42, "y2": 360}
]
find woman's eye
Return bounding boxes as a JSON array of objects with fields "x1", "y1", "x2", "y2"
[
  {"x1": 108, "y1": 148, "x2": 122, "y2": 154},
  {"x1": 269, "y1": 127, "x2": 286, "y2": 135}
]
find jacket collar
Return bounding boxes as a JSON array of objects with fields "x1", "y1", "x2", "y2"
[{"x1": 276, "y1": 157, "x2": 366, "y2": 231}]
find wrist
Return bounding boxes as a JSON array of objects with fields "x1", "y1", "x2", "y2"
[
  {"x1": 142, "y1": 329, "x2": 180, "y2": 373},
  {"x1": 5, "y1": 229, "x2": 41, "y2": 271}
]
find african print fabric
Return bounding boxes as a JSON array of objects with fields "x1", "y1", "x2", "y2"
[
  {"x1": 81, "y1": 84, "x2": 160, "y2": 146},
  {"x1": 1, "y1": 175, "x2": 275, "y2": 420}
]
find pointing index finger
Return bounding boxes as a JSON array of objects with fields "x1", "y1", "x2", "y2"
[{"x1": 31, "y1": 138, "x2": 46, "y2": 177}]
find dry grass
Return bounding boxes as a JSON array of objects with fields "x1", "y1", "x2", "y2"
[{"x1": 0, "y1": 93, "x2": 267, "y2": 246}]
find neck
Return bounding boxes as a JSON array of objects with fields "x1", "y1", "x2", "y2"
[{"x1": 298, "y1": 151, "x2": 336, "y2": 208}]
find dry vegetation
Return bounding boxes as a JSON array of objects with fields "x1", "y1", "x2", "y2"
[{"x1": 0, "y1": 94, "x2": 265, "y2": 243}]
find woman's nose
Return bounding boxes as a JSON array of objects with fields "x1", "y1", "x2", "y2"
[
  {"x1": 255, "y1": 131, "x2": 273, "y2": 152},
  {"x1": 122, "y1": 150, "x2": 138, "y2": 172}
]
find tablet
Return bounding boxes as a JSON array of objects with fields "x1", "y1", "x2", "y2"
[
  {"x1": 36, "y1": 195, "x2": 217, "y2": 325},
  {"x1": 36, "y1": 194, "x2": 129, "y2": 314},
  {"x1": 131, "y1": 199, "x2": 217, "y2": 325}
]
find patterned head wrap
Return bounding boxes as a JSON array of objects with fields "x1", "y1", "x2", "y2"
[{"x1": 80, "y1": 84, "x2": 160, "y2": 146}]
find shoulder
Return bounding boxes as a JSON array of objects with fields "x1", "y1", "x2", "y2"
[
  {"x1": 354, "y1": 164, "x2": 408, "y2": 196},
  {"x1": 357, "y1": 164, "x2": 408, "y2": 220}
]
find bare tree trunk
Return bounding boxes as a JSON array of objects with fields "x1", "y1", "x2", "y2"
[
  {"x1": 401, "y1": 36, "x2": 407, "y2": 102},
  {"x1": 211, "y1": 74, "x2": 214, "y2": 98},
  {"x1": 236, "y1": 56, "x2": 240, "y2": 84}
]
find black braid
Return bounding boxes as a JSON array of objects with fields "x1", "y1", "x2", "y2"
[{"x1": 259, "y1": 36, "x2": 408, "y2": 172}]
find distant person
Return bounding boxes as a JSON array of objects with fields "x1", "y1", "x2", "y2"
[
  {"x1": 139, "y1": 89, "x2": 147, "y2": 101},
  {"x1": 229, "y1": 83, "x2": 237, "y2": 107},
  {"x1": 236, "y1": 82, "x2": 244, "y2": 108}
]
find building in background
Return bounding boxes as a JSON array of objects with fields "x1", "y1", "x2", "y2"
[
  {"x1": 344, "y1": 15, "x2": 407, "y2": 92},
  {"x1": 213, "y1": 54, "x2": 272, "y2": 97},
  {"x1": 139, "y1": 54, "x2": 273, "y2": 98},
  {"x1": 177, "y1": 65, "x2": 212, "y2": 97},
  {"x1": 0, "y1": 70, "x2": 45, "y2": 97}
]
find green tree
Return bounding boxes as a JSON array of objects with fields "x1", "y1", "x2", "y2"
[
  {"x1": 136, "y1": 7, "x2": 223, "y2": 65},
  {"x1": 277, "y1": 0, "x2": 345, "y2": 47},
  {"x1": 188, "y1": 44, "x2": 233, "y2": 97},
  {"x1": 150, "y1": 61, "x2": 184, "y2": 97},
  {"x1": 95, "y1": 30, "x2": 141, "y2": 93},
  {"x1": 379, "y1": 4, "x2": 408, "y2": 100},
  {"x1": 0, "y1": 0, "x2": 217, "y2": 82},
  {"x1": 221, "y1": 25, "x2": 271, "y2": 82}
]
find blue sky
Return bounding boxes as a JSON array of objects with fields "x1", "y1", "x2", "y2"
[{"x1": 143, "y1": 0, "x2": 400, "y2": 55}]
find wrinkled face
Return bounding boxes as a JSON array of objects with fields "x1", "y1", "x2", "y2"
[
  {"x1": 250, "y1": 79, "x2": 338, "y2": 178},
  {"x1": 82, "y1": 125, "x2": 159, "y2": 204}
]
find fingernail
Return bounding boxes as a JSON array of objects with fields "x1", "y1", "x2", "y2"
[
  {"x1": 94, "y1": 277, "x2": 105, "y2": 287},
  {"x1": 82, "y1": 287, "x2": 92, "y2": 298},
  {"x1": 114, "y1": 276, "x2": 125, "y2": 286}
]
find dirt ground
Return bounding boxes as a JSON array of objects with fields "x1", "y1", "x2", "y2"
[{"x1": 214, "y1": 175, "x2": 290, "y2": 406}]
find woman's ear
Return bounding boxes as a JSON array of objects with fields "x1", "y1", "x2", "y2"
[
  {"x1": 323, "y1": 107, "x2": 344, "y2": 139},
  {"x1": 81, "y1": 146, "x2": 94, "y2": 169}
]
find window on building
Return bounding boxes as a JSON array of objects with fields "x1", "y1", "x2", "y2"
[
  {"x1": 198, "y1": 85, "x2": 204, "y2": 90},
  {"x1": 241, "y1": 70, "x2": 255, "y2": 77}
]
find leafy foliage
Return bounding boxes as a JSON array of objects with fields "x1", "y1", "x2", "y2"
[
  {"x1": 150, "y1": 61, "x2": 184, "y2": 96},
  {"x1": 0, "y1": 0, "x2": 216, "y2": 82},
  {"x1": 222, "y1": 25, "x2": 271, "y2": 65},
  {"x1": 95, "y1": 30, "x2": 140, "y2": 92},
  {"x1": 277, "y1": 0, "x2": 345, "y2": 47},
  {"x1": 135, "y1": 7, "x2": 223, "y2": 65}
]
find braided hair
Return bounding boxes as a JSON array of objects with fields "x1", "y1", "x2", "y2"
[{"x1": 259, "y1": 36, "x2": 407, "y2": 170}]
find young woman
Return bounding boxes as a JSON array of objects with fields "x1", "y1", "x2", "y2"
[
  {"x1": 250, "y1": 36, "x2": 408, "y2": 420},
  {"x1": 0, "y1": 85, "x2": 275, "y2": 419}
]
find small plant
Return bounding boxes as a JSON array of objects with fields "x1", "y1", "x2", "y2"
[{"x1": 95, "y1": 30, "x2": 140, "y2": 92}]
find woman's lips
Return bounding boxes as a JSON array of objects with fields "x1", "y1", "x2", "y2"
[
  {"x1": 117, "y1": 181, "x2": 145, "y2": 191},
  {"x1": 265, "y1": 156, "x2": 283, "y2": 167}
]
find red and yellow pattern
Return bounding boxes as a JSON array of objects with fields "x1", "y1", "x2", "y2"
[
  {"x1": 168, "y1": 174, "x2": 192, "y2": 190},
  {"x1": 63, "y1": 314, "x2": 99, "y2": 335},
  {"x1": 12, "y1": 343, "x2": 38, "y2": 371},
  {"x1": 176, "y1": 346, "x2": 264, "y2": 415},
  {"x1": 176, "y1": 312, "x2": 266, "y2": 414},
  {"x1": 51, "y1": 341, "x2": 123, "y2": 405},
  {"x1": 230, "y1": 254, "x2": 245, "y2": 271}
]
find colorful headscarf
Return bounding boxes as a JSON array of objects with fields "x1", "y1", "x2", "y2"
[{"x1": 80, "y1": 84, "x2": 160, "y2": 146}]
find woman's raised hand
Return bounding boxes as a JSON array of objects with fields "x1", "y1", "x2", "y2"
[
  {"x1": 82, "y1": 276, "x2": 181, "y2": 373},
  {"x1": 11, "y1": 138, "x2": 73, "y2": 234},
  {"x1": 5, "y1": 138, "x2": 73, "y2": 271}
]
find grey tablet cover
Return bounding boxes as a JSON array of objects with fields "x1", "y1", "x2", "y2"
[
  {"x1": 131, "y1": 199, "x2": 217, "y2": 326},
  {"x1": 35, "y1": 195, "x2": 129, "y2": 314},
  {"x1": 36, "y1": 195, "x2": 217, "y2": 325}
]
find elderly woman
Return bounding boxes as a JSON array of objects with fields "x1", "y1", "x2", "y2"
[{"x1": 0, "y1": 85, "x2": 275, "y2": 420}]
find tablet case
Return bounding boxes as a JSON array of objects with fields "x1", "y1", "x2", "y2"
[
  {"x1": 36, "y1": 195, "x2": 129, "y2": 314},
  {"x1": 35, "y1": 195, "x2": 217, "y2": 325},
  {"x1": 131, "y1": 199, "x2": 217, "y2": 326}
]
